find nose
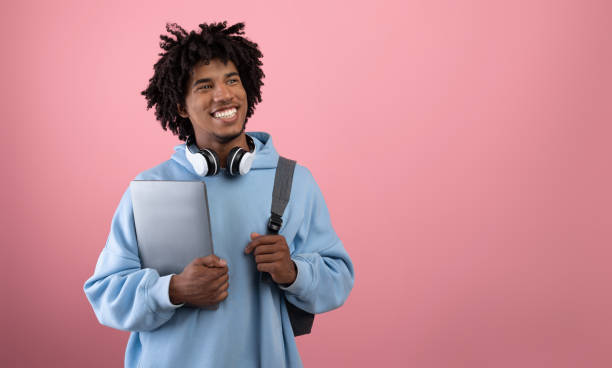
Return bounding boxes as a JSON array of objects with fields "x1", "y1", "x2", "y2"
[{"x1": 212, "y1": 83, "x2": 232, "y2": 102}]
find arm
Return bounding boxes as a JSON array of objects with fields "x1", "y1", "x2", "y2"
[
  {"x1": 278, "y1": 171, "x2": 355, "y2": 314},
  {"x1": 83, "y1": 187, "x2": 181, "y2": 332}
]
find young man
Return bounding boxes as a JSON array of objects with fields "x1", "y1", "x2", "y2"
[{"x1": 83, "y1": 22, "x2": 354, "y2": 367}]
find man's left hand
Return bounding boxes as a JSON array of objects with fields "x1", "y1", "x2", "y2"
[{"x1": 245, "y1": 232, "x2": 297, "y2": 286}]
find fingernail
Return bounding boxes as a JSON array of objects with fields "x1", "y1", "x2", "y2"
[{"x1": 219, "y1": 259, "x2": 227, "y2": 266}]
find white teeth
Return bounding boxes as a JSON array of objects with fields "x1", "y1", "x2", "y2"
[{"x1": 213, "y1": 107, "x2": 237, "y2": 119}]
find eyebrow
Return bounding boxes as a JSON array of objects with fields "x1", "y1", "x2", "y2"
[{"x1": 192, "y1": 72, "x2": 240, "y2": 87}]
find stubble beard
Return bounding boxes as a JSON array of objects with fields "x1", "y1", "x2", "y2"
[{"x1": 212, "y1": 119, "x2": 247, "y2": 144}]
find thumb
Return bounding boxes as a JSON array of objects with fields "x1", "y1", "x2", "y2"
[{"x1": 198, "y1": 254, "x2": 227, "y2": 267}]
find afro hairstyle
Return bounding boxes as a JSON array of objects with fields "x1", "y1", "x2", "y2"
[{"x1": 141, "y1": 21, "x2": 264, "y2": 141}]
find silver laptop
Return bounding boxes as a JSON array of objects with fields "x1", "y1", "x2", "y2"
[{"x1": 130, "y1": 180, "x2": 214, "y2": 276}]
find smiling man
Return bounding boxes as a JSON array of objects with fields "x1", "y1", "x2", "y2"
[
  {"x1": 179, "y1": 59, "x2": 248, "y2": 149},
  {"x1": 83, "y1": 22, "x2": 354, "y2": 367}
]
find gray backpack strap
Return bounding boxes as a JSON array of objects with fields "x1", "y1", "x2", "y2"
[
  {"x1": 267, "y1": 156, "x2": 296, "y2": 233},
  {"x1": 265, "y1": 156, "x2": 315, "y2": 336}
]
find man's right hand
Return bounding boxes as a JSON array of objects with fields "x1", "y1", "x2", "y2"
[{"x1": 169, "y1": 254, "x2": 229, "y2": 307}]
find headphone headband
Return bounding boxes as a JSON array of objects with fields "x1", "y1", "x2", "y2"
[{"x1": 187, "y1": 134, "x2": 254, "y2": 153}]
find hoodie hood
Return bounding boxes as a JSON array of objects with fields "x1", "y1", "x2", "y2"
[{"x1": 171, "y1": 131, "x2": 280, "y2": 176}]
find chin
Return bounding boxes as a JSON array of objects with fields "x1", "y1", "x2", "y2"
[{"x1": 214, "y1": 120, "x2": 246, "y2": 143}]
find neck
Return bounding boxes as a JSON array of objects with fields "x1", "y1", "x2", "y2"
[{"x1": 193, "y1": 132, "x2": 250, "y2": 168}]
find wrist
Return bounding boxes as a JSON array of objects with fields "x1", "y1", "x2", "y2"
[
  {"x1": 169, "y1": 274, "x2": 184, "y2": 305},
  {"x1": 280, "y1": 261, "x2": 298, "y2": 287}
]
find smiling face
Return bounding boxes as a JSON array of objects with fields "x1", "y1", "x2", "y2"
[{"x1": 178, "y1": 59, "x2": 248, "y2": 144}]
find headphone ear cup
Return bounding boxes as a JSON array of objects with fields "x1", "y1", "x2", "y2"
[
  {"x1": 226, "y1": 147, "x2": 244, "y2": 176},
  {"x1": 201, "y1": 149, "x2": 220, "y2": 176},
  {"x1": 238, "y1": 151, "x2": 255, "y2": 175},
  {"x1": 186, "y1": 147, "x2": 209, "y2": 176}
]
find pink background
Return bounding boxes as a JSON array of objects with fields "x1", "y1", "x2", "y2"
[{"x1": 2, "y1": 0, "x2": 611, "y2": 366}]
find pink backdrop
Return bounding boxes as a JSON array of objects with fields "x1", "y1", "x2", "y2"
[{"x1": 2, "y1": 0, "x2": 611, "y2": 366}]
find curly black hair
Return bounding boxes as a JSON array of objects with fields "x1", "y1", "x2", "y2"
[{"x1": 141, "y1": 21, "x2": 264, "y2": 141}]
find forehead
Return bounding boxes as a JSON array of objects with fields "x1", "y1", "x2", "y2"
[{"x1": 190, "y1": 59, "x2": 238, "y2": 79}]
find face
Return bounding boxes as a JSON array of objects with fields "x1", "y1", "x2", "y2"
[{"x1": 178, "y1": 59, "x2": 248, "y2": 143}]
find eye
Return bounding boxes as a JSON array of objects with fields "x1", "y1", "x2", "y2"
[
  {"x1": 227, "y1": 78, "x2": 239, "y2": 85},
  {"x1": 198, "y1": 84, "x2": 212, "y2": 90}
]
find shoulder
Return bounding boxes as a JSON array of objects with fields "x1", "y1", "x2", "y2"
[
  {"x1": 293, "y1": 163, "x2": 313, "y2": 182},
  {"x1": 134, "y1": 159, "x2": 192, "y2": 181},
  {"x1": 290, "y1": 163, "x2": 321, "y2": 199}
]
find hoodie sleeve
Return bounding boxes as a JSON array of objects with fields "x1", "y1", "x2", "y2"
[
  {"x1": 278, "y1": 169, "x2": 355, "y2": 314},
  {"x1": 83, "y1": 187, "x2": 181, "y2": 332}
]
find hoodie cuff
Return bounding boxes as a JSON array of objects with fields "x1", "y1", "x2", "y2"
[
  {"x1": 148, "y1": 274, "x2": 184, "y2": 312},
  {"x1": 278, "y1": 257, "x2": 310, "y2": 296}
]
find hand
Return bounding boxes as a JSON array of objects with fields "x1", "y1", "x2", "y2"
[
  {"x1": 244, "y1": 232, "x2": 297, "y2": 286},
  {"x1": 169, "y1": 254, "x2": 229, "y2": 307}
]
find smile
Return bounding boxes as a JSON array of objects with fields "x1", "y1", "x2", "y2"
[{"x1": 211, "y1": 107, "x2": 237, "y2": 119}]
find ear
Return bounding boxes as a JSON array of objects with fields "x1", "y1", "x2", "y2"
[{"x1": 177, "y1": 103, "x2": 189, "y2": 118}]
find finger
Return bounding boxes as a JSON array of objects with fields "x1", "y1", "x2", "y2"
[
  {"x1": 255, "y1": 253, "x2": 283, "y2": 264},
  {"x1": 205, "y1": 274, "x2": 227, "y2": 292},
  {"x1": 210, "y1": 272, "x2": 229, "y2": 286},
  {"x1": 196, "y1": 254, "x2": 227, "y2": 268},
  {"x1": 247, "y1": 232, "x2": 268, "y2": 247},
  {"x1": 193, "y1": 254, "x2": 219, "y2": 265},
  {"x1": 245, "y1": 235, "x2": 282, "y2": 254},
  {"x1": 256, "y1": 263, "x2": 277, "y2": 274},
  {"x1": 210, "y1": 267, "x2": 228, "y2": 279},
  {"x1": 253, "y1": 234, "x2": 283, "y2": 243},
  {"x1": 199, "y1": 265, "x2": 227, "y2": 280},
  {"x1": 250, "y1": 232, "x2": 282, "y2": 241},
  {"x1": 253, "y1": 244, "x2": 285, "y2": 256},
  {"x1": 217, "y1": 280, "x2": 229, "y2": 293},
  {"x1": 216, "y1": 291, "x2": 229, "y2": 302}
]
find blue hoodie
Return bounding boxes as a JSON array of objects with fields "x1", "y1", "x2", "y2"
[{"x1": 83, "y1": 132, "x2": 355, "y2": 368}]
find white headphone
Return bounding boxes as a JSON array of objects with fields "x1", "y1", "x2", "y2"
[{"x1": 185, "y1": 134, "x2": 255, "y2": 177}]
